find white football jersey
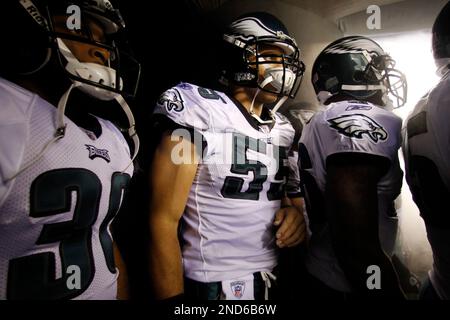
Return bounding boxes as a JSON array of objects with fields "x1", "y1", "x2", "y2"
[
  {"x1": 300, "y1": 100, "x2": 403, "y2": 292},
  {"x1": 403, "y1": 70, "x2": 450, "y2": 299},
  {"x1": 0, "y1": 78, "x2": 133, "y2": 300},
  {"x1": 154, "y1": 82, "x2": 301, "y2": 282}
]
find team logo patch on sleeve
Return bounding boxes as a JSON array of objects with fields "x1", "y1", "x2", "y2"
[
  {"x1": 328, "y1": 114, "x2": 388, "y2": 143},
  {"x1": 158, "y1": 89, "x2": 185, "y2": 113},
  {"x1": 176, "y1": 82, "x2": 193, "y2": 90},
  {"x1": 85, "y1": 144, "x2": 111, "y2": 162}
]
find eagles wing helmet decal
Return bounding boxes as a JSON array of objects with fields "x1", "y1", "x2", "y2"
[
  {"x1": 158, "y1": 89, "x2": 185, "y2": 113},
  {"x1": 324, "y1": 37, "x2": 383, "y2": 54},
  {"x1": 229, "y1": 17, "x2": 296, "y2": 45},
  {"x1": 328, "y1": 114, "x2": 388, "y2": 143}
]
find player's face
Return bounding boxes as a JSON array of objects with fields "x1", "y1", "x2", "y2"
[
  {"x1": 53, "y1": 15, "x2": 110, "y2": 66},
  {"x1": 249, "y1": 44, "x2": 287, "y2": 103}
]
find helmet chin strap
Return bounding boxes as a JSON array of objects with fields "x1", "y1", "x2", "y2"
[
  {"x1": 271, "y1": 96, "x2": 288, "y2": 114},
  {"x1": 5, "y1": 81, "x2": 139, "y2": 182},
  {"x1": 114, "y1": 95, "x2": 140, "y2": 172},
  {"x1": 55, "y1": 83, "x2": 139, "y2": 172},
  {"x1": 249, "y1": 76, "x2": 289, "y2": 125},
  {"x1": 249, "y1": 76, "x2": 274, "y2": 124},
  {"x1": 56, "y1": 39, "x2": 139, "y2": 172},
  {"x1": 57, "y1": 39, "x2": 122, "y2": 101}
]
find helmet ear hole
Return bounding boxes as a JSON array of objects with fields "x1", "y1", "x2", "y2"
[
  {"x1": 353, "y1": 70, "x2": 365, "y2": 82},
  {"x1": 317, "y1": 62, "x2": 333, "y2": 78}
]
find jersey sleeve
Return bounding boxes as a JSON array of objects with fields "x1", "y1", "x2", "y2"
[
  {"x1": 0, "y1": 80, "x2": 34, "y2": 207},
  {"x1": 153, "y1": 83, "x2": 211, "y2": 132},
  {"x1": 317, "y1": 102, "x2": 402, "y2": 164},
  {"x1": 286, "y1": 148, "x2": 303, "y2": 198},
  {"x1": 279, "y1": 113, "x2": 302, "y2": 198},
  {"x1": 428, "y1": 76, "x2": 450, "y2": 187}
]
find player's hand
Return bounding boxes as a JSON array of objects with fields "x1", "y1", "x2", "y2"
[{"x1": 273, "y1": 206, "x2": 306, "y2": 248}]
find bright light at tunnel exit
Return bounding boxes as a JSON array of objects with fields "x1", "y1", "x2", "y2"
[
  {"x1": 371, "y1": 30, "x2": 440, "y2": 278},
  {"x1": 372, "y1": 30, "x2": 440, "y2": 120}
]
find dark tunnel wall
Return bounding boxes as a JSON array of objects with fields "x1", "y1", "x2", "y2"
[{"x1": 112, "y1": 0, "x2": 227, "y2": 299}]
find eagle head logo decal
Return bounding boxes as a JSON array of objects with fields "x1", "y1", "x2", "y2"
[
  {"x1": 157, "y1": 89, "x2": 184, "y2": 113},
  {"x1": 328, "y1": 114, "x2": 388, "y2": 143}
]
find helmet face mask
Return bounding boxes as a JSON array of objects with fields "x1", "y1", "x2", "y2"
[
  {"x1": 312, "y1": 36, "x2": 407, "y2": 109},
  {"x1": 244, "y1": 39, "x2": 305, "y2": 98},
  {"x1": 382, "y1": 58, "x2": 407, "y2": 109},
  {"x1": 17, "y1": 0, "x2": 141, "y2": 100},
  {"x1": 222, "y1": 12, "x2": 305, "y2": 99},
  {"x1": 3, "y1": 0, "x2": 141, "y2": 168},
  {"x1": 360, "y1": 53, "x2": 407, "y2": 109}
]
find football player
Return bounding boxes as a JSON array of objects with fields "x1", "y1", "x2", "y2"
[
  {"x1": 300, "y1": 36, "x2": 408, "y2": 299},
  {"x1": 0, "y1": 0, "x2": 140, "y2": 299},
  {"x1": 403, "y1": 1, "x2": 450, "y2": 300},
  {"x1": 149, "y1": 12, "x2": 307, "y2": 300}
]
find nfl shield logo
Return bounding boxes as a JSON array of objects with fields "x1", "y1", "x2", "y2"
[{"x1": 230, "y1": 281, "x2": 245, "y2": 298}]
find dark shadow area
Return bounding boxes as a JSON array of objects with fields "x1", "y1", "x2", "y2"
[{"x1": 112, "y1": 0, "x2": 225, "y2": 300}]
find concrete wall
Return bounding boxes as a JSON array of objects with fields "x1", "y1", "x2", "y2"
[{"x1": 338, "y1": 0, "x2": 448, "y2": 36}]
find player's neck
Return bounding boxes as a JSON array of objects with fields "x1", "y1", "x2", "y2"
[
  {"x1": 231, "y1": 87, "x2": 264, "y2": 116},
  {"x1": 326, "y1": 93, "x2": 383, "y2": 106}
]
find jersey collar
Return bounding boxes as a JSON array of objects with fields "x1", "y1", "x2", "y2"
[{"x1": 226, "y1": 94, "x2": 275, "y2": 131}]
